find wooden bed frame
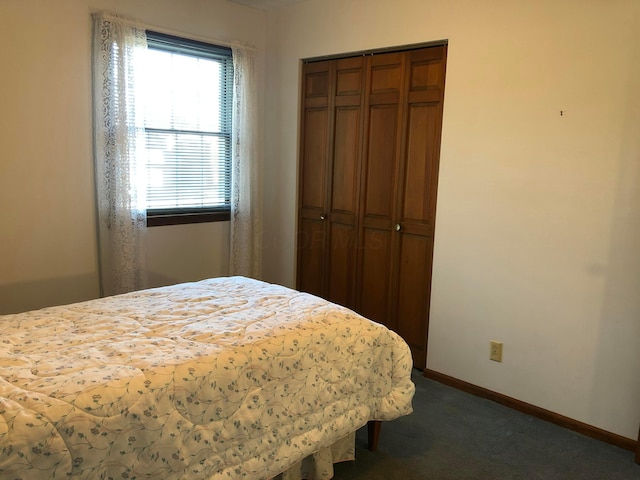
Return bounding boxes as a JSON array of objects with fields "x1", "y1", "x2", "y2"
[{"x1": 368, "y1": 421, "x2": 382, "y2": 452}]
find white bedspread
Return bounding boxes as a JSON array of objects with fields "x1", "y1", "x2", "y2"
[{"x1": 0, "y1": 277, "x2": 414, "y2": 479}]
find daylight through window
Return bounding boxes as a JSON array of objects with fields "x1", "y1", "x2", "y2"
[{"x1": 142, "y1": 32, "x2": 233, "y2": 225}]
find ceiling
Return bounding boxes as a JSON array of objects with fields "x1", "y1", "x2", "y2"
[{"x1": 228, "y1": 0, "x2": 309, "y2": 9}]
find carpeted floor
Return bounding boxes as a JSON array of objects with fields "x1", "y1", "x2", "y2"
[{"x1": 333, "y1": 370, "x2": 640, "y2": 479}]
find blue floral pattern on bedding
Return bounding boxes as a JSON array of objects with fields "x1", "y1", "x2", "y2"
[{"x1": 0, "y1": 277, "x2": 414, "y2": 479}]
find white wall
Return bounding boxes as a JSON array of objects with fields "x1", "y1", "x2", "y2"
[
  {"x1": 264, "y1": 0, "x2": 640, "y2": 440},
  {"x1": 0, "y1": 0, "x2": 266, "y2": 313}
]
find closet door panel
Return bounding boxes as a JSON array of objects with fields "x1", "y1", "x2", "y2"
[
  {"x1": 326, "y1": 56, "x2": 364, "y2": 307},
  {"x1": 336, "y1": 56, "x2": 363, "y2": 98},
  {"x1": 301, "y1": 108, "x2": 329, "y2": 211},
  {"x1": 297, "y1": 61, "x2": 332, "y2": 296},
  {"x1": 362, "y1": 51, "x2": 404, "y2": 219},
  {"x1": 391, "y1": 46, "x2": 446, "y2": 368},
  {"x1": 328, "y1": 106, "x2": 360, "y2": 308},
  {"x1": 327, "y1": 223, "x2": 356, "y2": 307},
  {"x1": 298, "y1": 218, "x2": 326, "y2": 297},
  {"x1": 305, "y1": 66, "x2": 329, "y2": 96},
  {"x1": 401, "y1": 103, "x2": 440, "y2": 232},
  {"x1": 369, "y1": 52, "x2": 403, "y2": 96},
  {"x1": 362, "y1": 105, "x2": 399, "y2": 219},
  {"x1": 358, "y1": 229, "x2": 392, "y2": 328},
  {"x1": 298, "y1": 106, "x2": 329, "y2": 296},
  {"x1": 399, "y1": 47, "x2": 445, "y2": 231},
  {"x1": 332, "y1": 107, "x2": 360, "y2": 215},
  {"x1": 356, "y1": 51, "x2": 405, "y2": 333},
  {"x1": 396, "y1": 233, "x2": 433, "y2": 368},
  {"x1": 408, "y1": 46, "x2": 445, "y2": 92}
]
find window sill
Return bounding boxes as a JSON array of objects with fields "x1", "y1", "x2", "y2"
[{"x1": 147, "y1": 210, "x2": 230, "y2": 227}]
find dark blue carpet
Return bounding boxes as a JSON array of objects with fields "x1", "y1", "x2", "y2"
[{"x1": 333, "y1": 371, "x2": 640, "y2": 479}]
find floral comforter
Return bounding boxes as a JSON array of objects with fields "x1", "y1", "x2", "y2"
[{"x1": 0, "y1": 277, "x2": 414, "y2": 479}]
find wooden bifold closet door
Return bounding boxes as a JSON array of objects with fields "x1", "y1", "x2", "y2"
[{"x1": 297, "y1": 45, "x2": 447, "y2": 369}]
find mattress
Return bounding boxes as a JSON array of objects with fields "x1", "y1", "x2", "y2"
[{"x1": 0, "y1": 276, "x2": 415, "y2": 479}]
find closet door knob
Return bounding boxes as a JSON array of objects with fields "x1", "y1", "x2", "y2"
[
  {"x1": 320, "y1": 214, "x2": 326, "y2": 220},
  {"x1": 395, "y1": 223, "x2": 401, "y2": 231}
]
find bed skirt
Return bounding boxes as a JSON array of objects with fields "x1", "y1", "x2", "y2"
[{"x1": 273, "y1": 432, "x2": 356, "y2": 480}]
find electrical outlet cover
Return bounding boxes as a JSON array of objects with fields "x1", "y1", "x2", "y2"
[{"x1": 490, "y1": 341, "x2": 503, "y2": 362}]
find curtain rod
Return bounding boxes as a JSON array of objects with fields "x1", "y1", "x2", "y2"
[{"x1": 92, "y1": 9, "x2": 257, "y2": 51}]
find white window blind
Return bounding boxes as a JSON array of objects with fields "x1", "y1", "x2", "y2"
[{"x1": 142, "y1": 32, "x2": 233, "y2": 216}]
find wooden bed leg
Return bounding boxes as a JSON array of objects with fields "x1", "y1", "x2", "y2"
[{"x1": 367, "y1": 420, "x2": 381, "y2": 452}]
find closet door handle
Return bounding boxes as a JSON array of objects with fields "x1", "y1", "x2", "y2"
[
  {"x1": 395, "y1": 223, "x2": 401, "y2": 231},
  {"x1": 320, "y1": 214, "x2": 326, "y2": 220}
]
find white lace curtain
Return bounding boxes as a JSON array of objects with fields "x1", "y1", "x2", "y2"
[
  {"x1": 93, "y1": 12, "x2": 262, "y2": 295},
  {"x1": 230, "y1": 46, "x2": 262, "y2": 278},
  {"x1": 92, "y1": 12, "x2": 148, "y2": 297}
]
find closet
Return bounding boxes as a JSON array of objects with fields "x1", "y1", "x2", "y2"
[{"x1": 296, "y1": 44, "x2": 447, "y2": 369}]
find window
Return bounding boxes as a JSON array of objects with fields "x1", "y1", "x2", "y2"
[{"x1": 142, "y1": 31, "x2": 233, "y2": 226}]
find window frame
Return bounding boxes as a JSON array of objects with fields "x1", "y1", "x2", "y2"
[{"x1": 143, "y1": 31, "x2": 233, "y2": 227}]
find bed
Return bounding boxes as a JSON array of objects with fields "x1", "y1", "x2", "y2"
[{"x1": 0, "y1": 276, "x2": 414, "y2": 479}]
